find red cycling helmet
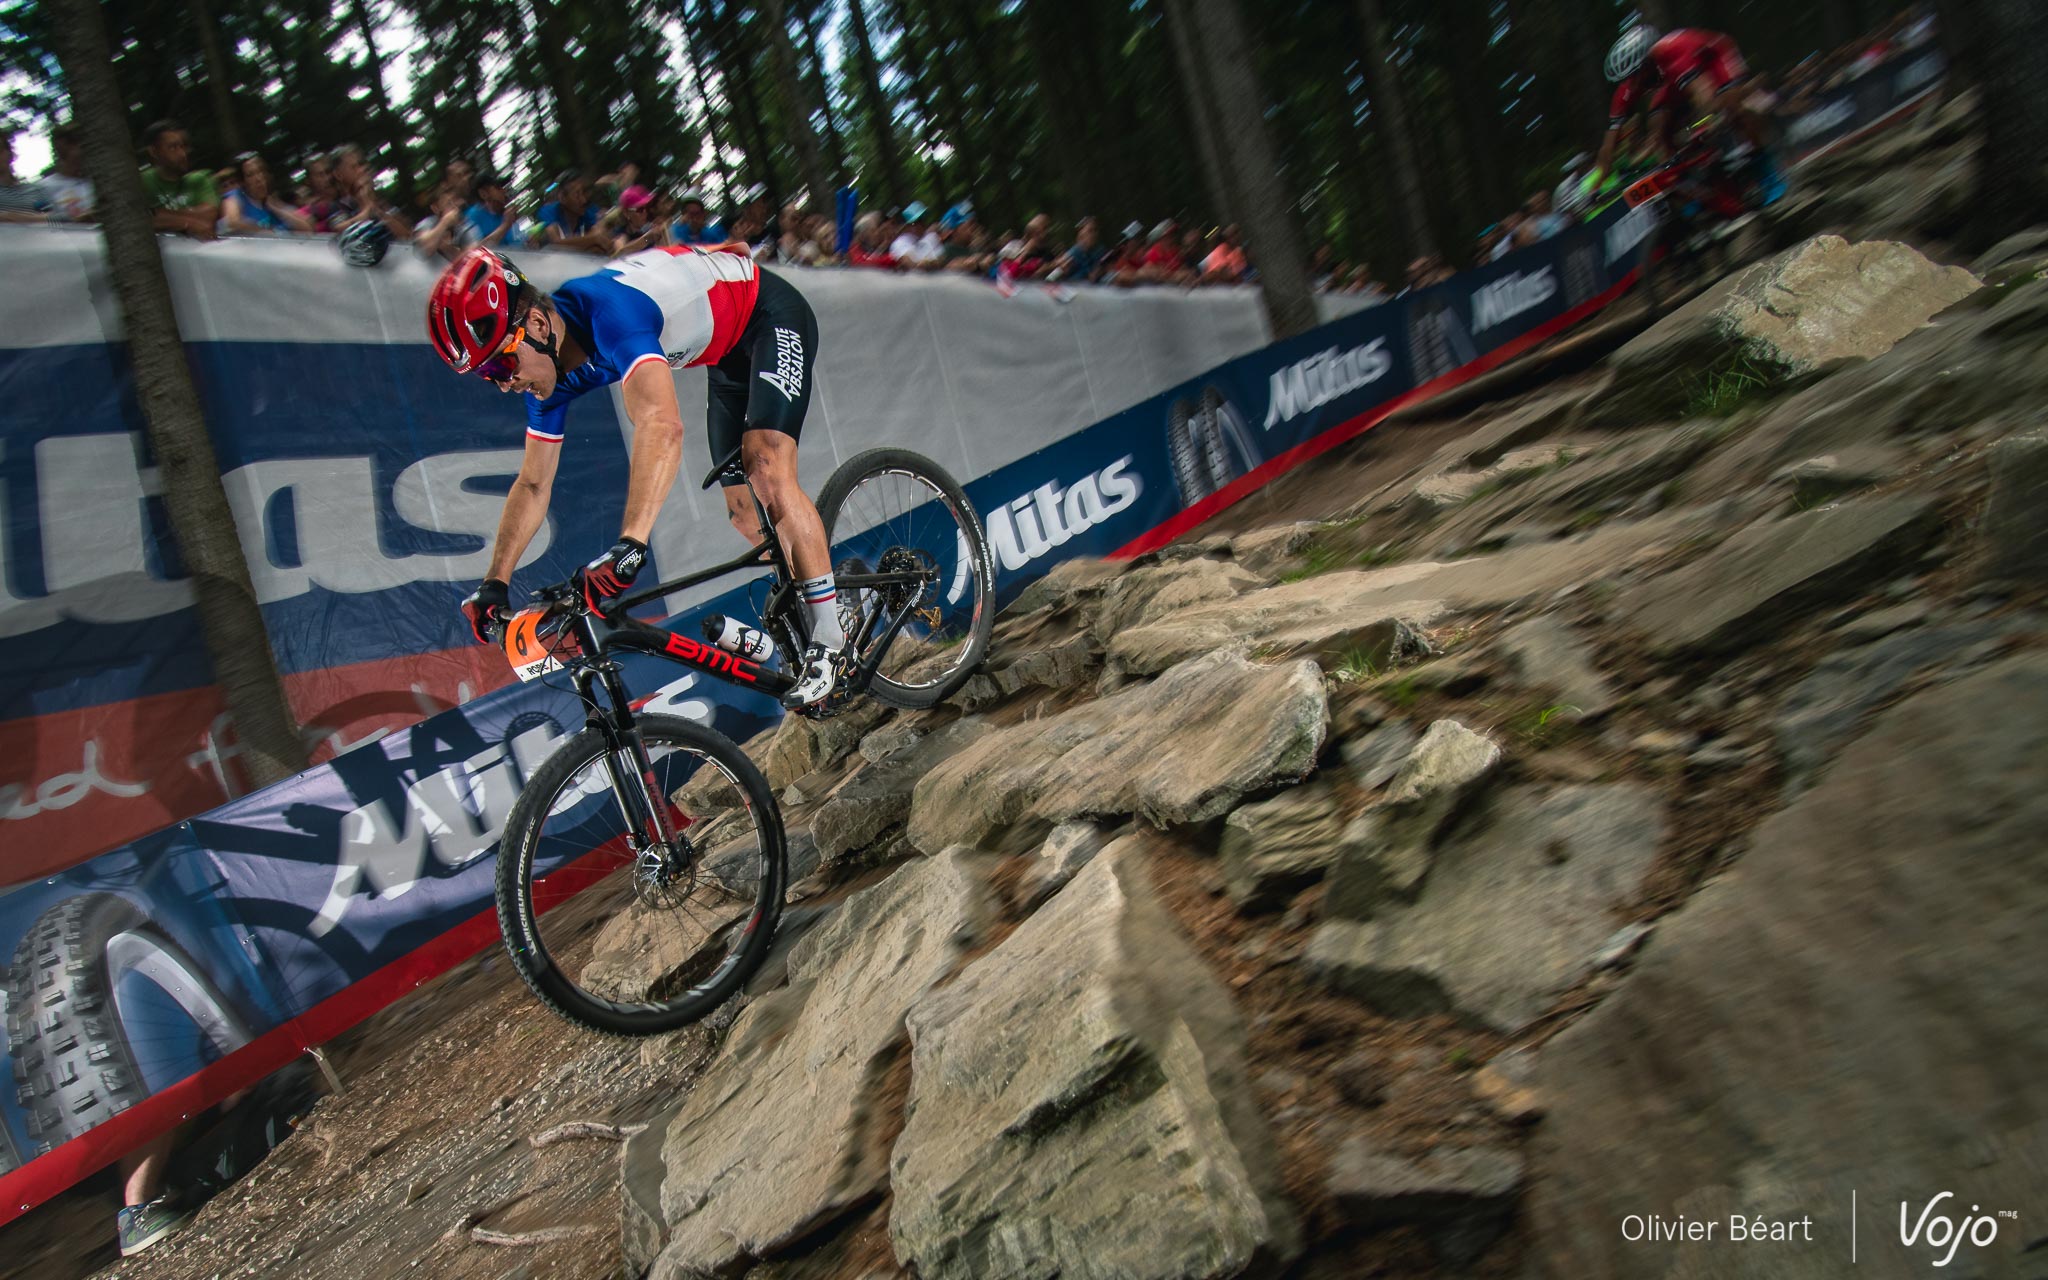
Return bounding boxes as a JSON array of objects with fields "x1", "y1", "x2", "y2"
[{"x1": 427, "y1": 246, "x2": 533, "y2": 376}]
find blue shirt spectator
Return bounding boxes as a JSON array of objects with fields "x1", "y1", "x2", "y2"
[
  {"x1": 671, "y1": 192, "x2": 726, "y2": 245},
  {"x1": 464, "y1": 175, "x2": 525, "y2": 247}
]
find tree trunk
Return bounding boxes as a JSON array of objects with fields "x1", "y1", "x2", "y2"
[
  {"x1": 1948, "y1": 0, "x2": 2048, "y2": 247},
  {"x1": 904, "y1": 0, "x2": 1013, "y2": 219},
  {"x1": 1178, "y1": 0, "x2": 1318, "y2": 338},
  {"x1": 348, "y1": 0, "x2": 417, "y2": 193},
  {"x1": 1162, "y1": 0, "x2": 1237, "y2": 226},
  {"x1": 46, "y1": 0, "x2": 308, "y2": 787},
  {"x1": 525, "y1": 0, "x2": 598, "y2": 174},
  {"x1": 795, "y1": 2, "x2": 849, "y2": 179},
  {"x1": 708, "y1": 0, "x2": 785, "y2": 197},
  {"x1": 184, "y1": 0, "x2": 244, "y2": 155},
  {"x1": 1356, "y1": 0, "x2": 1439, "y2": 263},
  {"x1": 952, "y1": 0, "x2": 1039, "y2": 221},
  {"x1": 845, "y1": 0, "x2": 909, "y2": 205},
  {"x1": 1021, "y1": 0, "x2": 1115, "y2": 215},
  {"x1": 680, "y1": 5, "x2": 739, "y2": 203},
  {"x1": 760, "y1": 0, "x2": 835, "y2": 210}
]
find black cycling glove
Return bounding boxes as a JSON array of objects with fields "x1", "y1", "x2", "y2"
[
  {"x1": 578, "y1": 537, "x2": 649, "y2": 610},
  {"x1": 462, "y1": 578, "x2": 510, "y2": 644}
]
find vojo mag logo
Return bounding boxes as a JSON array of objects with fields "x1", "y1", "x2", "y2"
[{"x1": 1897, "y1": 1192, "x2": 2016, "y2": 1268}]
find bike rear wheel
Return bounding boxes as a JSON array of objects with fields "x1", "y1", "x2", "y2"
[
  {"x1": 494, "y1": 714, "x2": 785, "y2": 1035},
  {"x1": 817, "y1": 447, "x2": 996, "y2": 708}
]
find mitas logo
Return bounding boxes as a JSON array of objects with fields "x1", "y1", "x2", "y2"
[
  {"x1": 1471, "y1": 267, "x2": 1557, "y2": 332},
  {"x1": 1262, "y1": 339, "x2": 1392, "y2": 428},
  {"x1": 1787, "y1": 97, "x2": 1854, "y2": 144},
  {"x1": 1899, "y1": 1193, "x2": 2015, "y2": 1268},
  {"x1": 981, "y1": 458, "x2": 1140, "y2": 572}
]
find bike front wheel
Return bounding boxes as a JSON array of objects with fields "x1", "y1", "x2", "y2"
[
  {"x1": 817, "y1": 447, "x2": 996, "y2": 708},
  {"x1": 494, "y1": 714, "x2": 785, "y2": 1036}
]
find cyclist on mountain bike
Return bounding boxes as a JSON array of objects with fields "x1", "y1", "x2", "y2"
[
  {"x1": 1591, "y1": 25, "x2": 1779, "y2": 200},
  {"x1": 429, "y1": 242, "x2": 845, "y2": 707}
]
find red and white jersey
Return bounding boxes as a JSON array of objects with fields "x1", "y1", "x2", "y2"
[{"x1": 526, "y1": 246, "x2": 761, "y2": 441}]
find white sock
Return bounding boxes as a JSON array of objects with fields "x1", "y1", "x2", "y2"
[{"x1": 800, "y1": 573, "x2": 844, "y2": 650}]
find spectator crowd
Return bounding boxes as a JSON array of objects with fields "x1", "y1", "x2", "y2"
[{"x1": 0, "y1": 6, "x2": 1936, "y2": 304}]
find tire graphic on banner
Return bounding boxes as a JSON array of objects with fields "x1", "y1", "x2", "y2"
[
  {"x1": 1167, "y1": 387, "x2": 1260, "y2": 506},
  {"x1": 1562, "y1": 242, "x2": 1601, "y2": 307},
  {"x1": 6, "y1": 894, "x2": 254, "y2": 1152},
  {"x1": 1407, "y1": 297, "x2": 1477, "y2": 384}
]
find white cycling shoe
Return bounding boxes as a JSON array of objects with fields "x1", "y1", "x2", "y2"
[{"x1": 783, "y1": 642, "x2": 843, "y2": 709}]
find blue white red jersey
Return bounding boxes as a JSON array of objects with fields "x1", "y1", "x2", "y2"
[{"x1": 525, "y1": 246, "x2": 761, "y2": 442}]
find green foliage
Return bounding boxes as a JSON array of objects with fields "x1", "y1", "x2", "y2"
[
  {"x1": 1683, "y1": 349, "x2": 1787, "y2": 419},
  {"x1": 1333, "y1": 646, "x2": 1380, "y2": 682},
  {"x1": 1505, "y1": 700, "x2": 1584, "y2": 749},
  {"x1": 0, "y1": 0, "x2": 1871, "y2": 264},
  {"x1": 1379, "y1": 673, "x2": 1422, "y2": 710},
  {"x1": 1278, "y1": 541, "x2": 1342, "y2": 583}
]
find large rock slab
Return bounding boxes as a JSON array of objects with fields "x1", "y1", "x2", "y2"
[
  {"x1": 1088, "y1": 556, "x2": 1266, "y2": 642},
  {"x1": 1621, "y1": 497, "x2": 1940, "y2": 656},
  {"x1": 1005, "y1": 554, "x2": 1126, "y2": 616},
  {"x1": 1308, "y1": 784, "x2": 1666, "y2": 1031},
  {"x1": 1108, "y1": 573, "x2": 1444, "y2": 679},
  {"x1": 1323, "y1": 721, "x2": 1504, "y2": 919},
  {"x1": 1528, "y1": 653, "x2": 2048, "y2": 1279},
  {"x1": 1108, "y1": 512, "x2": 1702, "y2": 678},
  {"x1": 890, "y1": 840, "x2": 1301, "y2": 1279},
  {"x1": 1493, "y1": 615, "x2": 1617, "y2": 720},
  {"x1": 1219, "y1": 780, "x2": 1359, "y2": 912},
  {"x1": 1982, "y1": 429, "x2": 2048, "y2": 581},
  {"x1": 581, "y1": 894, "x2": 747, "y2": 1004},
  {"x1": 623, "y1": 851, "x2": 997, "y2": 1279},
  {"x1": 1017, "y1": 818, "x2": 1122, "y2": 909},
  {"x1": 812, "y1": 717, "x2": 994, "y2": 866},
  {"x1": 907, "y1": 649, "x2": 1327, "y2": 852},
  {"x1": 1598, "y1": 235, "x2": 1980, "y2": 424},
  {"x1": 1772, "y1": 619, "x2": 2018, "y2": 798},
  {"x1": 1328, "y1": 1137, "x2": 1524, "y2": 1267}
]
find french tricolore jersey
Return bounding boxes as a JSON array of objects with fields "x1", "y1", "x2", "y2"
[{"x1": 525, "y1": 246, "x2": 761, "y2": 442}]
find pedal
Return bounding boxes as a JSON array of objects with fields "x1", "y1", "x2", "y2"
[{"x1": 790, "y1": 649, "x2": 859, "y2": 720}]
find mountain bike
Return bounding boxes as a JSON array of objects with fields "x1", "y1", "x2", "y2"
[
  {"x1": 1625, "y1": 117, "x2": 1775, "y2": 314},
  {"x1": 490, "y1": 447, "x2": 995, "y2": 1035}
]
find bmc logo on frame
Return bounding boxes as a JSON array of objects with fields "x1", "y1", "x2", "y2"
[{"x1": 1898, "y1": 1193, "x2": 2015, "y2": 1267}]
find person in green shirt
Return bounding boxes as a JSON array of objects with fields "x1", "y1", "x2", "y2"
[{"x1": 140, "y1": 119, "x2": 218, "y2": 240}]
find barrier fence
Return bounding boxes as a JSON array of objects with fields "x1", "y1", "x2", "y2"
[{"x1": 0, "y1": 43, "x2": 1942, "y2": 1220}]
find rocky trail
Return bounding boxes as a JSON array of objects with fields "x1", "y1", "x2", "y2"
[{"x1": 8, "y1": 96, "x2": 2048, "y2": 1280}]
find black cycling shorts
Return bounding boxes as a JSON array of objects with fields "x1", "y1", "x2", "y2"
[{"x1": 706, "y1": 268, "x2": 818, "y2": 487}]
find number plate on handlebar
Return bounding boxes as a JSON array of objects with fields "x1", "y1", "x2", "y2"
[
  {"x1": 1623, "y1": 169, "x2": 1678, "y2": 209},
  {"x1": 502, "y1": 608, "x2": 565, "y2": 682}
]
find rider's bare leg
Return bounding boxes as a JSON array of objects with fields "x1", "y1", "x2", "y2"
[
  {"x1": 738, "y1": 430, "x2": 829, "y2": 581},
  {"x1": 741, "y1": 431, "x2": 844, "y2": 696},
  {"x1": 722, "y1": 482, "x2": 767, "y2": 546}
]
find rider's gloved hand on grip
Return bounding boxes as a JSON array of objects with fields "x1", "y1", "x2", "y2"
[
  {"x1": 578, "y1": 537, "x2": 649, "y2": 611},
  {"x1": 462, "y1": 578, "x2": 511, "y2": 644}
]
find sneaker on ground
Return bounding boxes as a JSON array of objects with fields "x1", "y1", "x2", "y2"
[
  {"x1": 783, "y1": 642, "x2": 841, "y2": 708},
  {"x1": 118, "y1": 1196, "x2": 194, "y2": 1257}
]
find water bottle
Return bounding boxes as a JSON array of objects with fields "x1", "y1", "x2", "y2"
[{"x1": 702, "y1": 614, "x2": 776, "y2": 662}]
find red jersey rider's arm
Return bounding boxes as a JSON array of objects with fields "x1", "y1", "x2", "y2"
[
  {"x1": 486, "y1": 433, "x2": 561, "y2": 584},
  {"x1": 617, "y1": 358, "x2": 685, "y2": 545}
]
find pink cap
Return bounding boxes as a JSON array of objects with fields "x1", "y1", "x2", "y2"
[{"x1": 619, "y1": 184, "x2": 654, "y2": 210}]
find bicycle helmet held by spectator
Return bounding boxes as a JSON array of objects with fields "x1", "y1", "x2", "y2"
[
  {"x1": 427, "y1": 245, "x2": 534, "y2": 376},
  {"x1": 1606, "y1": 25, "x2": 1657, "y2": 82},
  {"x1": 338, "y1": 218, "x2": 393, "y2": 267}
]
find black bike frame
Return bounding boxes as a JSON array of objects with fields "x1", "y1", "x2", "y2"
[{"x1": 528, "y1": 476, "x2": 940, "y2": 855}]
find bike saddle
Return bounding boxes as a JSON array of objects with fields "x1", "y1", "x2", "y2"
[{"x1": 701, "y1": 447, "x2": 746, "y2": 491}]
